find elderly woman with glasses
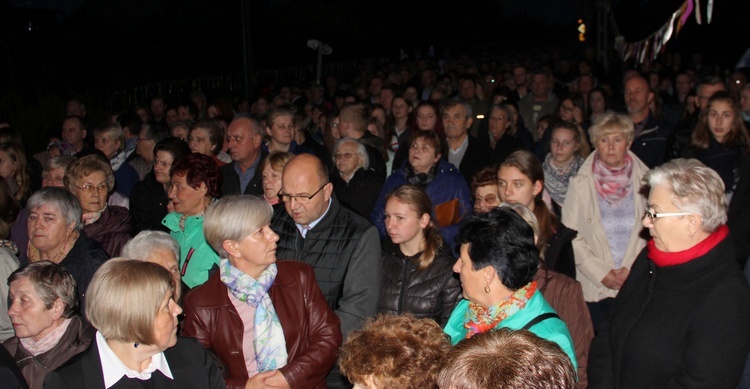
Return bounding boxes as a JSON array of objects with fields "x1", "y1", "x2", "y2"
[
  {"x1": 64, "y1": 155, "x2": 132, "y2": 258},
  {"x1": 589, "y1": 158, "x2": 750, "y2": 388},
  {"x1": 330, "y1": 138, "x2": 384, "y2": 218}
]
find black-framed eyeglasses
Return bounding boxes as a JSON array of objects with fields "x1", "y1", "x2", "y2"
[{"x1": 278, "y1": 184, "x2": 326, "y2": 204}]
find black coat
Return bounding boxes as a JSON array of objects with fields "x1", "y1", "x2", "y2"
[
  {"x1": 330, "y1": 168, "x2": 384, "y2": 219},
  {"x1": 543, "y1": 223, "x2": 577, "y2": 280},
  {"x1": 630, "y1": 112, "x2": 672, "y2": 169},
  {"x1": 219, "y1": 150, "x2": 267, "y2": 197},
  {"x1": 444, "y1": 135, "x2": 493, "y2": 186},
  {"x1": 588, "y1": 234, "x2": 750, "y2": 388},
  {"x1": 129, "y1": 172, "x2": 169, "y2": 234},
  {"x1": 377, "y1": 240, "x2": 461, "y2": 326},
  {"x1": 59, "y1": 234, "x2": 109, "y2": 312},
  {"x1": 42, "y1": 337, "x2": 224, "y2": 389}
]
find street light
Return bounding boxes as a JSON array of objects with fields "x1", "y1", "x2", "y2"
[{"x1": 307, "y1": 39, "x2": 332, "y2": 85}]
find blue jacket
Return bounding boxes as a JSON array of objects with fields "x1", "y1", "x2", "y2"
[
  {"x1": 370, "y1": 160, "x2": 472, "y2": 253},
  {"x1": 444, "y1": 291, "x2": 577, "y2": 369}
]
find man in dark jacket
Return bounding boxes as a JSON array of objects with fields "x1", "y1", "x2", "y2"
[
  {"x1": 442, "y1": 99, "x2": 492, "y2": 185},
  {"x1": 624, "y1": 75, "x2": 672, "y2": 168},
  {"x1": 220, "y1": 116, "x2": 266, "y2": 197},
  {"x1": 271, "y1": 154, "x2": 380, "y2": 388}
]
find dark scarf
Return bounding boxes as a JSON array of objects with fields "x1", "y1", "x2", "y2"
[{"x1": 405, "y1": 163, "x2": 437, "y2": 187}]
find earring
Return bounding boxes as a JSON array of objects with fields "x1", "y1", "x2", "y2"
[
  {"x1": 134, "y1": 343, "x2": 139, "y2": 348},
  {"x1": 484, "y1": 285, "x2": 491, "y2": 293}
]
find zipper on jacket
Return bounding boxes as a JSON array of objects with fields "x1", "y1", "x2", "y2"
[{"x1": 397, "y1": 258, "x2": 410, "y2": 313}]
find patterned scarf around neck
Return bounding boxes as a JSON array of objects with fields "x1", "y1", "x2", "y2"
[
  {"x1": 219, "y1": 259, "x2": 287, "y2": 372},
  {"x1": 82, "y1": 205, "x2": 107, "y2": 226},
  {"x1": 405, "y1": 163, "x2": 437, "y2": 187},
  {"x1": 593, "y1": 153, "x2": 633, "y2": 204},
  {"x1": 543, "y1": 154, "x2": 584, "y2": 206},
  {"x1": 464, "y1": 281, "x2": 538, "y2": 339},
  {"x1": 28, "y1": 230, "x2": 80, "y2": 264}
]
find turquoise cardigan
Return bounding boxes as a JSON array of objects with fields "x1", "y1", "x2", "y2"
[
  {"x1": 162, "y1": 212, "x2": 219, "y2": 289},
  {"x1": 444, "y1": 291, "x2": 578, "y2": 369}
]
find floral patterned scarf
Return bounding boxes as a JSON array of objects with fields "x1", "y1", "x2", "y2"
[
  {"x1": 463, "y1": 281, "x2": 538, "y2": 339},
  {"x1": 593, "y1": 153, "x2": 633, "y2": 204},
  {"x1": 543, "y1": 154, "x2": 584, "y2": 206},
  {"x1": 220, "y1": 258, "x2": 287, "y2": 372}
]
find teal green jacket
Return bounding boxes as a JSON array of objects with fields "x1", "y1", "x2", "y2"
[
  {"x1": 162, "y1": 212, "x2": 219, "y2": 289},
  {"x1": 444, "y1": 291, "x2": 578, "y2": 369}
]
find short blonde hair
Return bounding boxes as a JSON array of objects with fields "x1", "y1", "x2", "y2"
[
  {"x1": 64, "y1": 154, "x2": 115, "y2": 192},
  {"x1": 588, "y1": 111, "x2": 635, "y2": 144},
  {"x1": 203, "y1": 195, "x2": 273, "y2": 258},
  {"x1": 86, "y1": 258, "x2": 174, "y2": 344},
  {"x1": 93, "y1": 123, "x2": 125, "y2": 149},
  {"x1": 644, "y1": 158, "x2": 727, "y2": 232}
]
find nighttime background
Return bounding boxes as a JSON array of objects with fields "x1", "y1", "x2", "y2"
[{"x1": 1, "y1": 0, "x2": 749, "y2": 150}]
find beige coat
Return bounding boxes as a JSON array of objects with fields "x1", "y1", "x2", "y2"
[{"x1": 562, "y1": 151, "x2": 649, "y2": 302}]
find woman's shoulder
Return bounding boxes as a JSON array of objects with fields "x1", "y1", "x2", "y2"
[{"x1": 275, "y1": 260, "x2": 315, "y2": 286}]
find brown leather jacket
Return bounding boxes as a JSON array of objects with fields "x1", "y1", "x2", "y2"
[
  {"x1": 535, "y1": 267, "x2": 594, "y2": 389},
  {"x1": 182, "y1": 260, "x2": 342, "y2": 389},
  {"x1": 3, "y1": 315, "x2": 94, "y2": 389}
]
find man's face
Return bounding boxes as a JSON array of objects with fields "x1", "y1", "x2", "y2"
[
  {"x1": 62, "y1": 118, "x2": 85, "y2": 149},
  {"x1": 281, "y1": 162, "x2": 332, "y2": 226},
  {"x1": 512, "y1": 67, "x2": 527, "y2": 87},
  {"x1": 675, "y1": 74, "x2": 693, "y2": 95},
  {"x1": 379, "y1": 89, "x2": 394, "y2": 111},
  {"x1": 66, "y1": 101, "x2": 85, "y2": 117},
  {"x1": 226, "y1": 119, "x2": 261, "y2": 165},
  {"x1": 697, "y1": 83, "x2": 726, "y2": 111},
  {"x1": 151, "y1": 98, "x2": 165, "y2": 118},
  {"x1": 578, "y1": 75, "x2": 594, "y2": 94},
  {"x1": 136, "y1": 128, "x2": 154, "y2": 159},
  {"x1": 624, "y1": 77, "x2": 653, "y2": 117},
  {"x1": 369, "y1": 78, "x2": 383, "y2": 96},
  {"x1": 530, "y1": 74, "x2": 549, "y2": 98},
  {"x1": 459, "y1": 79, "x2": 476, "y2": 101},
  {"x1": 442, "y1": 105, "x2": 472, "y2": 140}
]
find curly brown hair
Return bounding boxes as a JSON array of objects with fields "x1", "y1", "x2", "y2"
[
  {"x1": 170, "y1": 153, "x2": 222, "y2": 198},
  {"x1": 339, "y1": 314, "x2": 451, "y2": 389}
]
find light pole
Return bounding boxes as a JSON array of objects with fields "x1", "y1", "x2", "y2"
[{"x1": 307, "y1": 39, "x2": 332, "y2": 85}]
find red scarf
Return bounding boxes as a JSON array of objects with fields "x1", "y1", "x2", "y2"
[{"x1": 647, "y1": 225, "x2": 729, "y2": 267}]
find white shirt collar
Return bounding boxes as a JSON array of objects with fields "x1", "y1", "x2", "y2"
[
  {"x1": 295, "y1": 198, "x2": 332, "y2": 237},
  {"x1": 96, "y1": 331, "x2": 174, "y2": 388}
]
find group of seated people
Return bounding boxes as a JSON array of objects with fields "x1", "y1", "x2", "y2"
[{"x1": 1, "y1": 50, "x2": 750, "y2": 389}]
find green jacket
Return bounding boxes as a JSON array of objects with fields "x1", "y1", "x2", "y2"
[
  {"x1": 444, "y1": 291, "x2": 578, "y2": 369},
  {"x1": 162, "y1": 212, "x2": 219, "y2": 288}
]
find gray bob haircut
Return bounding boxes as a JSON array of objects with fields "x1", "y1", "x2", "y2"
[
  {"x1": 122, "y1": 230, "x2": 180, "y2": 263},
  {"x1": 203, "y1": 195, "x2": 273, "y2": 258},
  {"x1": 334, "y1": 137, "x2": 370, "y2": 170},
  {"x1": 644, "y1": 158, "x2": 728, "y2": 232},
  {"x1": 588, "y1": 111, "x2": 634, "y2": 144},
  {"x1": 27, "y1": 187, "x2": 82, "y2": 231},
  {"x1": 500, "y1": 203, "x2": 540, "y2": 238}
]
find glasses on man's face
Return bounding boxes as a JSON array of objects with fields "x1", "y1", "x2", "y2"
[
  {"x1": 333, "y1": 153, "x2": 354, "y2": 160},
  {"x1": 643, "y1": 204, "x2": 693, "y2": 220},
  {"x1": 278, "y1": 184, "x2": 326, "y2": 204},
  {"x1": 74, "y1": 184, "x2": 109, "y2": 194}
]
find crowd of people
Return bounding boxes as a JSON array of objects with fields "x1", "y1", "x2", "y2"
[{"x1": 0, "y1": 48, "x2": 750, "y2": 388}]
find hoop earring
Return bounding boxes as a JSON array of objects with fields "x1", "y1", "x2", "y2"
[{"x1": 484, "y1": 285, "x2": 491, "y2": 293}]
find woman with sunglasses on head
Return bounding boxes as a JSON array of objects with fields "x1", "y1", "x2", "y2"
[{"x1": 589, "y1": 158, "x2": 750, "y2": 388}]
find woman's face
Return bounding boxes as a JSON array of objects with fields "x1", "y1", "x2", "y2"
[
  {"x1": 370, "y1": 108, "x2": 386, "y2": 128},
  {"x1": 8, "y1": 277, "x2": 62, "y2": 341},
  {"x1": 0, "y1": 150, "x2": 17, "y2": 180},
  {"x1": 42, "y1": 167, "x2": 65, "y2": 188},
  {"x1": 145, "y1": 248, "x2": 181, "y2": 300},
  {"x1": 267, "y1": 115, "x2": 294, "y2": 146},
  {"x1": 453, "y1": 244, "x2": 488, "y2": 305},
  {"x1": 497, "y1": 166, "x2": 542, "y2": 210},
  {"x1": 474, "y1": 185, "x2": 501, "y2": 214},
  {"x1": 559, "y1": 99, "x2": 576, "y2": 122},
  {"x1": 153, "y1": 151, "x2": 175, "y2": 186},
  {"x1": 262, "y1": 164, "x2": 283, "y2": 200},
  {"x1": 391, "y1": 98, "x2": 411, "y2": 120},
  {"x1": 384, "y1": 198, "x2": 428, "y2": 247},
  {"x1": 188, "y1": 128, "x2": 215, "y2": 156},
  {"x1": 489, "y1": 108, "x2": 510, "y2": 141},
  {"x1": 408, "y1": 139, "x2": 440, "y2": 174},
  {"x1": 71, "y1": 171, "x2": 109, "y2": 213},
  {"x1": 335, "y1": 142, "x2": 362, "y2": 177},
  {"x1": 152, "y1": 292, "x2": 181, "y2": 351},
  {"x1": 94, "y1": 134, "x2": 120, "y2": 159},
  {"x1": 168, "y1": 173, "x2": 207, "y2": 216},
  {"x1": 642, "y1": 184, "x2": 693, "y2": 252},
  {"x1": 416, "y1": 106, "x2": 437, "y2": 131},
  {"x1": 330, "y1": 117, "x2": 341, "y2": 140},
  {"x1": 207, "y1": 105, "x2": 220, "y2": 118},
  {"x1": 136, "y1": 108, "x2": 150, "y2": 123},
  {"x1": 231, "y1": 225, "x2": 279, "y2": 278},
  {"x1": 550, "y1": 128, "x2": 580, "y2": 165},
  {"x1": 590, "y1": 91, "x2": 606, "y2": 114},
  {"x1": 707, "y1": 100, "x2": 736, "y2": 143},
  {"x1": 28, "y1": 203, "x2": 75, "y2": 257},
  {"x1": 595, "y1": 131, "x2": 631, "y2": 168}
]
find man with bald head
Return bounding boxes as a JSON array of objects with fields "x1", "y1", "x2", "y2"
[
  {"x1": 220, "y1": 116, "x2": 267, "y2": 196},
  {"x1": 623, "y1": 75, "x2": 672, "y2": 168},
  {"x1": 271, "y1": 153, "x2": 380, "y2": 387}
]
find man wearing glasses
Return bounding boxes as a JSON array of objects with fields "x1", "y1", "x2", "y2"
[{"x1": 271, "y1": 153, "x2": 381, "y2": 388}]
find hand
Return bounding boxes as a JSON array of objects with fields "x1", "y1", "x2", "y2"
[
  {"x1": 601, "y1": 270, "x2": 622, "y2": 290},
  {"x1": 245, "y1": 371, "x2": 276, "y2": 389},
  {"x1": 572, "y1": 107, "x2": 584, "y2": 124},
  {"x1": 614, "y1": 267, "x2": 630, "y2": 286},
  {"x1": 263, "y1": 371, "x2": 290, "y2": 388}
]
